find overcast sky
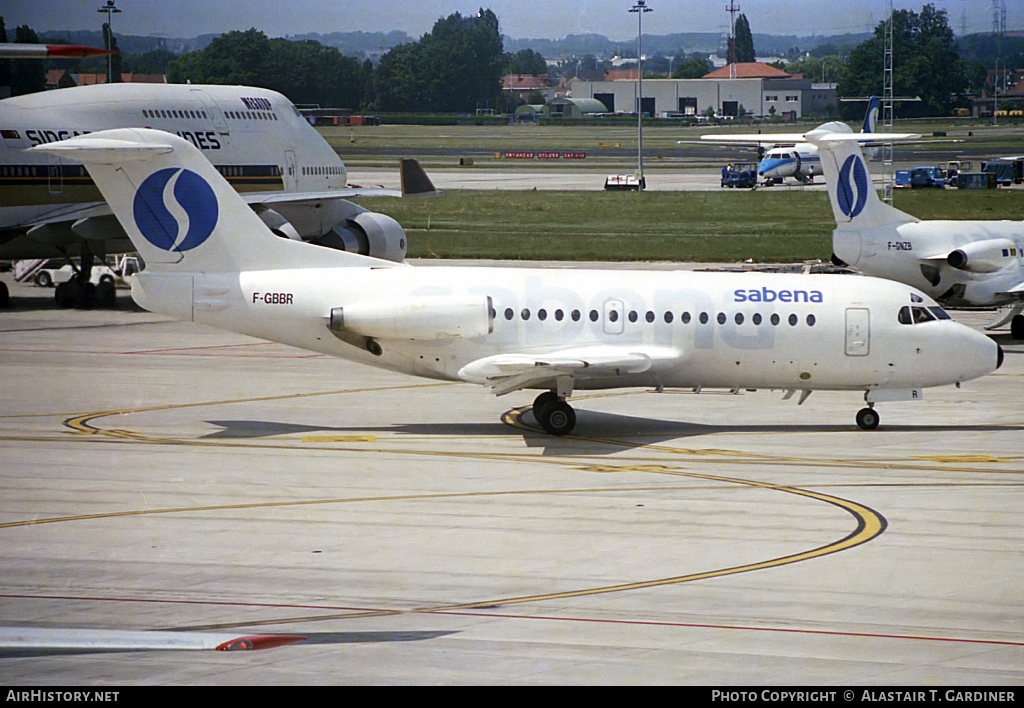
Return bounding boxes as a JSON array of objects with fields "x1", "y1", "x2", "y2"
[{"x1": 3, "y1": 0, "x2": 1020, "y2": 43}]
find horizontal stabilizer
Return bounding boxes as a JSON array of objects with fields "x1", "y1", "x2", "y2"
[{"x1": 28, "y1": 135, "x2": 173, "y2": 163}]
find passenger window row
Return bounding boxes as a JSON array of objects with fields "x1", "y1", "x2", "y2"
[
  {"x1": 224, "y1": 111, "x2": 278, "y2": 121},
  {"x1": 142, "y1": 109, "x2": 208, "y2": 120},
  {"x1": 302, "y1": 166, "x2": 343, "y2": 176},
  {"x1": 141, "y1": 109, "x2": 279, "y2": 122},
  {"x1": 497, "y1": 306, "x2": 817, "y2": 327}
]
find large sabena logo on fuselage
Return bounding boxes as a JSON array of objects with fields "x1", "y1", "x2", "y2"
[
  {"x1": 133, "y1": 168, "x2": 218, "y2": 252},
  {"x1": 836, "y1": 154, "x2": 869, "y2": 219}
]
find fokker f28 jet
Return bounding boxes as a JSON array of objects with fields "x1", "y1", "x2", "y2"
[
  {"x1": 800, "y1": 123, "x2": 1024, "y2": 339},
  {"x1": 32, "y1": 129, "x2": 1002, "y2": 433},
  {"x1": 0, "y1": 83, "x2": 437, "y2": 307}
]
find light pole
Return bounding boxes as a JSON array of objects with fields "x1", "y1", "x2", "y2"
[
  {"x1": 97, "y1": 0, "x2": 121, "y2": 84},
  {"x1": 630, "y1": 1, "x2": 652, "y2": 190}
]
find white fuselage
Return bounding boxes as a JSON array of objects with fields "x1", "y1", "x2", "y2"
[
  {"x1": 0, "y1": 83, "x2": 345, "y2": 231},
  {"x1": 758, "y1": 143, "x2": 821, "y2": 183},
  {"x1": 139, "y1": 265, "x2": 997, "y2": 394}
]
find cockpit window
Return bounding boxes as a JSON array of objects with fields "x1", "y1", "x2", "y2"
[
  {"x1": 899, "y1": 306, "x2": 949, "y2": 324},
  {"x1": 912, "y1": 306, "x2": 936, "y2": 323}
]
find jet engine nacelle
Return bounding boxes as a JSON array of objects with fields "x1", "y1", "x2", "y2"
[
  {"x1": 946, "y1": 238, "x2": 1018, "y2": 274},
  {"x1": 315, "y1": 211, "x2": 407, "y2": 263},
  {"x1": 330, "y1": 295, "x2": 493, "y2": 341},
  {"x1": 261, "y1": 200, "x2": 407, "y2": 263}
]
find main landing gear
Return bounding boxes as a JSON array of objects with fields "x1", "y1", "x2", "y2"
[
  {"x1": 1012, "y1": 314, "x2": 1024, "y2": 341},
  {"x1": 531, "y1": 391, "x2": 577, "y2": 436},
  {"x1": 856, "y1": 405, "x2": 880, "y2": 430}
]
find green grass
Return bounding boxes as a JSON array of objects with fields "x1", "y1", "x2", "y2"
[{"x1": 363, "y1": 189, "x2": 1024, "y2": 262}]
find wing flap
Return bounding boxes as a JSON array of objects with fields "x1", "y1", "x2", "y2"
[{"x1": 459, "y1": 345, "x2": 683, "y2": 395}]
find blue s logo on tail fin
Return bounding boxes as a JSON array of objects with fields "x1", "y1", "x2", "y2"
[
  {"x1": 133, "y1": 168, "x2": 218, "y2": 252},
  {"x1": 837, "y1": 154, "x2": 869, "y2": 218},
  {"x1": 863, "y1": 97, "x2": 880, "y2": 134}
]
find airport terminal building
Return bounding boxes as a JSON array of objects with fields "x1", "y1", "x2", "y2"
[{"x1": 569, "y1": 62, "x2": 836, "y2": 120}]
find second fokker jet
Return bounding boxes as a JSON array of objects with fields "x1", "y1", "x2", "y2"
[
  {"x1": 801, "y1": 123, "x2": 1024, "y2": 338},
  {"x1": 33, "y1": 129, "x2": 1002, "y2": 433}
]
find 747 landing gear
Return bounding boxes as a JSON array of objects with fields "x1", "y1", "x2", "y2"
[
  {"x1": 1011, "y1": 314, "x2": 1024, "y2": 340},
  {"x1": 856, "y1": 406, "x2": 880, "y2": 430},
  {"x1": 532, "y1": 391, "x2": 577, "y2": 436}
]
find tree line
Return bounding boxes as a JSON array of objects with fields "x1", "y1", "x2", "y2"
[
  {"x1": 3, "y1": 4, "x2": 1018, "y2": 117},
  {"x1": 169, "y1": 9, "x2": 519, "y2": 113}
]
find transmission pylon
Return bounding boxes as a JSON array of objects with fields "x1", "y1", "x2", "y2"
[{"x1": 882, "y1": 0, "x2": 895, "y2": 204}]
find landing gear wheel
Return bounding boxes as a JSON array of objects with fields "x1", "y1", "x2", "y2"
[
  {"x1": 856, "y1": 407, "x2": 880, "y2": 430},
  {"x1": 539, "y1": 400, "x2": 576, "y2": 436},
  {"x1": 1011, "y1": 314, "x2": 1024, "y2": 340},
  {"x1": 95, "y1": 280, "x2": 117, "y2": 309},
  {"x1": 54, "y1": 282, "x2": 73, "y2": 308},
  {"x1": 532, "y1": 391, "x2": 560, "y2": 422}
]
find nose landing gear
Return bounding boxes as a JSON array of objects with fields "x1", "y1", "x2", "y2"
[{"x1": 856, "y1": 405, "x2": 880, "y2": 430}]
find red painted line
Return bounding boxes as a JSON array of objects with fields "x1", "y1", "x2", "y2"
[
  {"x1": 5, "y1": 593, "x2": 1020, "y2": 648},
  {"x1": 124, "y1": 342, "x2": 284, "y2": 355}
]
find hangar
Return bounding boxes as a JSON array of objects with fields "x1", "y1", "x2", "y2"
[{"x1": 569, "y1": 62, "x2": 836, "y2": 119}]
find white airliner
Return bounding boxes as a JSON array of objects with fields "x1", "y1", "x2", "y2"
[
  {"x1": 695, "y1": 98, "x2": 881, "y2": 187},
  {"x1": 799, "y1": 123, "x2": 1024, "y2": 338},
  {"x1": 0, "y1": 82, "x2": 437, "y2": 307},
  {"x1": 31, "y1": 128, "x2": 1002, "y2": 433}
]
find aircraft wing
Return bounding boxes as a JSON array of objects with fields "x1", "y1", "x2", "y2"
[
  {"x1": 458, "y1": 345, "x2": 683, "y2": 396},
  {"x1": 158, "y1": 156, "x2": 441, "y2": 208},
  {"x1": 691, "y1": 133, "x2": 811, "y2": 146},
  {"x1": 0, "y1": 158, "x2": 440, "y2": 259}
]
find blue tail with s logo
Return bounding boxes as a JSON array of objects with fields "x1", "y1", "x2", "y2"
[
  {"x1": 30, "y1": 128, "x2": 389, "y2": 321},
  {"x1": 808, "y1": 124, "x2": 917, "y2": 232},
  {"x1": 29, "y1": 128, "x2": 378, "y2": 273}
]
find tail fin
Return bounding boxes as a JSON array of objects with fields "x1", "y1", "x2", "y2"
[
  {"x1": 29, "y1": 128, "x2": 380, "y2": 273},
  {"x1": 400, "y1": 158, "x2": 441, "y2": 197},
  {"x1": 861, "y1": 97, "x2": 881, "y2": 159},
  {"x1": 805, "y1": 126, "x2": 917, "y2": 231},
  {"x1": 862, "y1": 96, "x2": 881, "y2": 134}
]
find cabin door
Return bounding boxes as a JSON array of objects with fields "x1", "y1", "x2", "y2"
[{"x1": 845, "y1": 308, "x2": 870, "y2": 356}]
